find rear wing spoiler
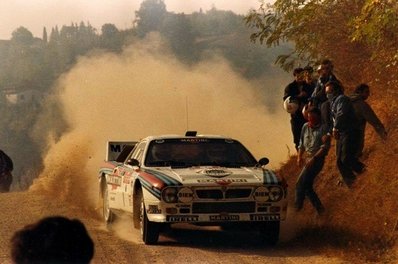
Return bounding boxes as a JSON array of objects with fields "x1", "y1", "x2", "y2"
[{"x1": 106, "y1": 141, "x2": 138, "y2": 162}]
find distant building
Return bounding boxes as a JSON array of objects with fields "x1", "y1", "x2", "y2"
[{"x1": 3, "y1": 89, "x2": 43, "y2": 105}]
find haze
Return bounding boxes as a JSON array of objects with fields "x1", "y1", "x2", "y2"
[
  {"x1": 0, "y1": 0, "x2": 269, "y2": 40},
  {"x1": 30, "y1": 34, "x2": 292, "y2": 207}
]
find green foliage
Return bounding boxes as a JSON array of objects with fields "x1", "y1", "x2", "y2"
[
  {"x1": 134, "y1": 0, "x2": 167, "y2": 37},
  {"x1": 11, "y1": 27, "x2": 34, "y2": 45},
  {"x1": 244, "y1": 0, "x2": 398, "y2": 84},
  {"x1": 160, "y1": 13, "x2": 197, "y2": 62},
  {"x1": 100, "y1": 24, "x2": 123, "y2": 52}
]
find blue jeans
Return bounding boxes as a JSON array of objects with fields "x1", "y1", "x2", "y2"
[{"x1": 295, "y1": 156, "x2": 325, "y2": 212}]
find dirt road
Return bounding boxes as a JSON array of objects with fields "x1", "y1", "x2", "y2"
[{"x1": 0, "y1": 190, "x2": 356, "y2": 264}]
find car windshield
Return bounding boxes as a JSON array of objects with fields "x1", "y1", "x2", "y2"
[{"x1": 145, "y1": 138, "x2": 258, "y2": 168}]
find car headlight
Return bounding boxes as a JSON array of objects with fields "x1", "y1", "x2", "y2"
[
  {"x1": 268, "y1": 186, "x2": 283, "y2": 202},
  {"x1": 162, "y1": 187, "x2": 179, "y2": 203},
  {"x1": 253, "y1": 186, "x2": 269, "y2": 202}
]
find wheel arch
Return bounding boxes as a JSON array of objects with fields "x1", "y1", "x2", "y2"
[{"x1": 132, "y1": 179, "x2": 143, "y2": 228}]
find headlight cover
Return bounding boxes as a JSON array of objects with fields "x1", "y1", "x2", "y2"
[
  {"x1": 253, "y1": 186, "x2": 283, "y2": 202},
  {"x1": 268, "y1": 186, "x2": 283, "y2": 202},
  {"x1": 162, "y1": 187, "x2": 178, "y2": 203}
]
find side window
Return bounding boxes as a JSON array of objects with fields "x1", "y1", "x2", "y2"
[{"x1": 130, "y1": 142, "x2": 146, "y2": 162}]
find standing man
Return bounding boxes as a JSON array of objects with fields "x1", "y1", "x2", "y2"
[
  {"x1": 350, "y1": 83, "x2": 387, "y2": 158},
  {"x1": 0, "y1": 149, "x2": 13, "y2": 192},
  {"x1": 295, "y1": 108, "x2": 330, "y2": 214},
  {"x1": 311, "y1": 59, "x2": 339, "y2": 131},
  {"x1": 283, "y1": 67, "x2": 312, "y2": 151},
  {"x1": 325, "y1": 81, "x2": 364, "y2": 188}
]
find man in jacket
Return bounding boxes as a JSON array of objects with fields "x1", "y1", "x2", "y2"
[
  {"x1": 311, "y1": 59, "x2": 339, "y2": 131},
  {"x1": 350, "y1": 83, "x2": 387, "y2": 158},
  {"x1": 283, "y1": 67, "x2": 313, "y2": 151},
  {"x1": 325, "y1": 81, "x2": 364, "y2": 187}
]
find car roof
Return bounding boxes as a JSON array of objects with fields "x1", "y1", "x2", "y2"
[{"x1": 141, "y1": 134, "x2": 231, "y2": 142}]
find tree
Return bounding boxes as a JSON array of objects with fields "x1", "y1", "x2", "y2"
[
  {"x1": 42, "y1": 27, "x2": 48, "y2": 43},
  {"x1": 11, "y1": 27, "x2": 34, "y2": 45},
  {"x1": 134, "y1": 0, "x2": 167, "y2": 37},
  {"x1": 160, "y1": 13, "x2": 196, "y2": 62},
  {"x1": 100, "y1": 24, "x2": 122, "y2": 52},
  {"x1": 244, "y1": 0, "x2": 398, "y2": 86}
]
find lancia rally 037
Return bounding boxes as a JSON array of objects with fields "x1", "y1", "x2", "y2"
[{"x1": 98, "y1": 132, "x2": 288, "y2": 245}]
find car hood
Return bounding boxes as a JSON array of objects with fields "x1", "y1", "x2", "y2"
[{"x1": 142, "y1": 166, "x2": 281, "y2": 186}]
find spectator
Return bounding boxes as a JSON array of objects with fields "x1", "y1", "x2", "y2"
[
  {"x1": 11, "y1": 216, "x2": 94, "y2": 264},
  {"x1": 350, "y1": 83, "x2": 387, "y2": 158},
  {"x1": 0, "y1": 149, "x2": 13, "y2": 192},
  {"x1": 295, "y1": 108, "x2": 330, "y2": 215},
  {"x1": 283, "y1": 67, "x2": 312, "y2": 151},
  {"x1": 325, "y1": 81, "x2": 364, "y2": 188},
  {"x1": 301, "y1": 66, "x2": 316, "y2": 120},
  {"x1": 311, "y1": 59, "x2": 340, "y2": 131}
]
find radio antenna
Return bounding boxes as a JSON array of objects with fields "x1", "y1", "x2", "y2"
[{"x1": 185, "y1": 96, "x2": 189, "y2": 130}]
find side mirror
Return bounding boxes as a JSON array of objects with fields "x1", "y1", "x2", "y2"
[
  {"x1": 258, "y1": 157, "x2": 269, "y2": 166},
  {"x1": 126, "y1": 159, "x2": 140, "y2": 167}
]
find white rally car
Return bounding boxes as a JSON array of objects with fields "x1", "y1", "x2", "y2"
[{"x1": 98, "y1": 132, "x2": 288, "y2": 245}]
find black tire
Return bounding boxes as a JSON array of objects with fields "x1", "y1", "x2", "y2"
[
  {"x1": 133, "y1": 188, "x2": 141, "y2": 229},
  {"x1": 102, "y1": 184, "x2": 114, "y2": 223},
  {"x1": 259, "y1": 221, "x2": 280, "y2": 246},
  {"x1": 139, "y1": 190, "x2": 160, "y2": 245}
]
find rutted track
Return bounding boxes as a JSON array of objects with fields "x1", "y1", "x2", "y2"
[{"x1": 0, "y1": 191, "x2": 350, "y2": 264}]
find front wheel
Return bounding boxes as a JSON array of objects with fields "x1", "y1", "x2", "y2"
[
  {"x1": 259, "y1": 221, "x2": 280, "y2": 246},
  {"x1": 102, "y1": 184, "x2": 114, "y2": 223},
  {"x1": 139, "y1": 190, "x2": 160, "y2": 244}
]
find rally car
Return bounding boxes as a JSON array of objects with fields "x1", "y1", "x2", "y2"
[{"x1": 98, "y1": 131, "x2": 288, "y2": 245}]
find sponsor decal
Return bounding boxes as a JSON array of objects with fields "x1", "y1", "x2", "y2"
[
  {"x1": 201, "y1": 169, "x2": 231, "y2": 178},
  {"x1": 178, "y1": 187, "x2": 194, "y2": 203},
  {"x1": 167, "y1": 215, "x2": 199, "y2": 222},
  {"x1": 253, "y1": 186, "x2": 269, "y2": 202},
  {"x1": 123, "y1": 173, "x2": 131, "y2": 184},
  {"x1": 180, "y1": 138, "x2": 209, "y2": 142},
  {"x1": 197, "y1": 179, "x2": 247, "y2": 184},
  {"x1": 108, "y1": 175, "x2": 122, "y2": 186},
  {"x1": 209, "y1": 215, "x2": 239, "y2": 221},
  {"x1": 250, "y1": 214, "x2": 280, "y2": 221}
]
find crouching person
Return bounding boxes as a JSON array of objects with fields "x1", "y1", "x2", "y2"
[
  {"x1": 11, "y1": 216, "x2": 94, "y2": 264},
  {"x1": 295, "y1": 108, "x2": 330, "y2": 215},
  {"x1": 0, "y1": 149, "x2": 13, "y2": 192}
]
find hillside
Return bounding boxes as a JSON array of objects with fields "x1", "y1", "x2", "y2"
[{"x1": 277, "y1": 91, "x2": 398, "y2": 263}]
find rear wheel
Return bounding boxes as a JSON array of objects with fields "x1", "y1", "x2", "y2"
[
  {"x1": 138, "y1": 189, "x2": 160, "y2": 244},
  {"x1": 102, "y1": 184, "x2": 114, "y2": 223},
  {"x1": 259, "y1": 221, "x2": 280, "y2": 246}
]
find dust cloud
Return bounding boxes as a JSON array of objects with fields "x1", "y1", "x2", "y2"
[{"x1": 30, "y1": 34, "x2": 293, "y2": 212}]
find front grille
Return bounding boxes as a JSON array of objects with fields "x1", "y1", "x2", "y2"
[
  {"x1": 192, "y1": 202, "x2": 256, "y2": 213},
  {"x1": 195, "y1": 188, "x2": 253, "y2": 200},
  {"x1": 196, "y1": 189, "x2": 223, "y2": 199},
  {"x1": 225, "y1": 189, "x2": 252, "y2": 198}
]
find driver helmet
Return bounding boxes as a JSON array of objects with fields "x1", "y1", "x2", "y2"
[
  {"x1": 151, "y1": 144, "x2": 170, "y2": 161},
  {"x1": 283, "y1": 96, "x2": 299, "y2": 114}
]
